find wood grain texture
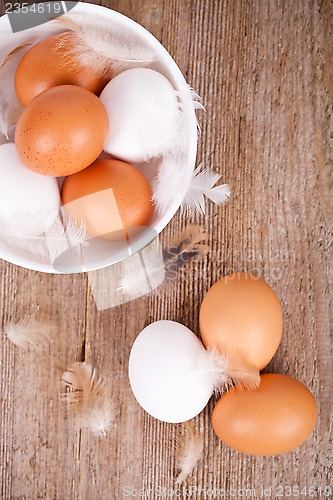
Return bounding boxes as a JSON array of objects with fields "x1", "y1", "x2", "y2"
[{"x1": 0, "y1": 0, "x2": 332, "y2": 498}]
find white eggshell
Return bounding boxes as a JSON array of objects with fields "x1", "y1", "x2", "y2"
[
  {"x1": 0, "y1": 143, "x2": 60, "y2": 236},
  {"x1": 100, "y1": 68, "x2": 180, "y2": 163},
  {"x1": 128, "y1": 320, "x2": 214, "y2": 423}
]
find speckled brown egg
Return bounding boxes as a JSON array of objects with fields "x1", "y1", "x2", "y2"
[
  {"x1": 15, "y1": 85, "x2": 109, "y2": 176},
  {"x1": 61, "y1": 158, "x2": 154, "y2": 240},
  {"x1": 199, "y1": 273, "x2": 283, "y2": 370},
  {"x1": 212, "y1": 374, "x2": 318, "y2": 456},
  {"x1": 15, "y1": 33, "x2": 110, "y2": 106}
]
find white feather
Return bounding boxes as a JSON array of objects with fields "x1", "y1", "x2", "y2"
[
  {"x1": 61, "y1": 362, "x2": 113, "y2": 436},
  {"x1": 117, "y1": 224, "x2": 209, "y2": 302},
  {"x1": 183, "y1": 164, "x2": 231, "y2": 215},
  {"x1": 44, "y1": 215, "x2": 88, "y2": 263},
  {"x1": 4, "y1": 318, "x2": 57, "y2": 350},
  {"x1": 175, "y1": 423, "x2": 204, "y2": 484},
  {"x1": 145, "y1": 116, "x2": 187, "y2": 162},
  {"x1": 152, "y1": 154, "x2": 188, "y2": 214},
  {"x1": 197, "y1": 347, "x2": 260, "y2": 393},
  {"x1": 0, "y1": 215, "x2": 89, "y2": 263},
  {"x1": 0, "y1": 46, "x2": 28, "y2": 144},
  {"x1": 119, "y1": 241, "x2": 166, "y2": 298},
  {"x1": 119, "y1": 256, "x2": 151, "y2": 297},
  {"x1": 176, "y1": 84, "x2": 205, "y2": 134},
  {"x1": 152, "y1": 85, "x2": 206, "y2": 214},
  {"x1": 91, "y1": 225, "x2": 208, "y2": 307},
  {"x1": 55, "y1": 14, "x2": 156, "y2": 76},
  {"x1": 188, "y1": 87, "x2": 206, "y2": 111}
]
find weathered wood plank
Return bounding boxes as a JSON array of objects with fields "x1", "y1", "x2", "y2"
[{"x1": 0, "y1": 0, "x2": 331, "y2": 498}]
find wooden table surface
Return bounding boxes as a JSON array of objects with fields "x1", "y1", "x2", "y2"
[{"x1": 0, "y1": 0, "x2": 332, "y2": 498}]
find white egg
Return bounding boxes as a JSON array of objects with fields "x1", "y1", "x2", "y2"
[
  {"x1": 100, "y1": 68, "x2": 180, "y2": 163},
  {"x1": 0, "y1": 143, "x2": 60, "y2": 237},
  {"x1": 128, "y1": 320, "x2": 214, "y2": 423}
]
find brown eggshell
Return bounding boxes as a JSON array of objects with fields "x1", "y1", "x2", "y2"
[
  {"x1": 199, "y1": 273, "x2": 283, "y2": 370},
  {"x1": 61, "y1": 158, "x2": 154, "y2": 240},
  {"x1": 15, "y1": 33, "x2": 110, "y2": 106},
  {"x1": 212, "y1": 374, "x2": 318, "y2": 456},
  {"x1": 15, "y1": 85, "x2": 109, "y2": 176}
]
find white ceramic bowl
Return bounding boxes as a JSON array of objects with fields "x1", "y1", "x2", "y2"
[{"x1": 0, "y1": 2, "x2": 197, "y2": 273}]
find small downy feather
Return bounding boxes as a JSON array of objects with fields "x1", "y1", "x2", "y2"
[
  {"x1": 146, "y1": 116, "x2": 187, "y2": 162},
  {"x1": 163, "y1": 223, "x2": 210, "y2": 278},
  {"x1": 0, "y1": 45, "x2": 30, "y2": 143},
  {"x1": 175, "y1": 421, "x2": 204, "y2": 484},
  {"x1": 61, "y1": 362, "x2": 113, "y2": 436},
  {"x1": 183, "y1": 164, "x2": 230, "y2": 216},
  {"x1": 187, "y1": 87, "x2": 206, "y2": 112},
  {"x1": 54, "y1": 15, "x2": 156, "y2": 76},
  {"x1": 4, "y1": 318, "x2": 57, "y2": 350},
  {"x1": 0, "y1": 215, "x2": 89, "y2": 263},
  {"x1": 190, "y1": 88, "x2": 204, "y2": 135},
  {"x1": 197, "y1": 346, "x2": 260, "y2": 393},
  {"x1": 152, "y1": 86, "x2": 204, "y2": 215},
  {"x1": 118, "y1": 224, "x2": 209, "y2": 298},
  {"x1": 177, "y1": 85, "x2": 205, "y2": 134},
  {"x1": 43, "y1": 215, "x2": 88, "y2": 263}
]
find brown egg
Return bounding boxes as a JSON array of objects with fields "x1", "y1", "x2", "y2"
[
  {"x1": 212, "y1": 373, "x2": 318, "y2": 456},
  {"x1": 15, "y1": 33, "x2": 110, "y2": 106},
  {"x1": 199, "y1": 273, "x2": 283, "y2": 370},
  {"x1": 61, "y1": 158, "x2": 154, "y2": 240},
  {"x1": 15, "y1": 85, "x2": 109, "y2": 176}
]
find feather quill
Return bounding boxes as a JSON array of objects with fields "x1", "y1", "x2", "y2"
[
  {"x1": 183, "y1": 164, "x2": 230, "y2": 216},
  {"x1": 4, "y1": 318, "x2": 57, "y2": 350},
  {"x1": 0, "y1": 45, "x2": 30, "y2": 143},
  {"x1": 175, "y1": 422, "x2": 204, "y2": 484},
  {"x1": 197, "y1": 346, "x2": 260, "y2": 393},
  {"x1": 0, "y1": 214, "x2": 88, "y2": 263},
  {"x1": 54, "y1": 15, "x2": 156, "y2": 76},
  {"x1": 61, "y1": 362, "x2": 113, "y2": 436}
]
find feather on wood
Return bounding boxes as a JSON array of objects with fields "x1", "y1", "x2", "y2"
[
  {"x1": 61, "y1": 362, "x2": 113, "y2": 436},
  {"x1": 0, "y1": 215, "x2": 88, "y2": 264},
  {"x1": 4, "y1": 318, "x2": 57, "y2": 350},
  {"x1": 183, "y1": 164, "x2": 230, "y2": 216},
  {"x1": 175, "y1": 421, "x2": 204, "y2": 484}
]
